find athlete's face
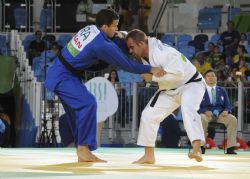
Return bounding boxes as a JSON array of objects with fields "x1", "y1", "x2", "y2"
[
  {"x1": 102, "y1": 20, "x2": 119, "y2": 38},
  {"x1": 126, "y1": 37, "x2": 145, "y2": 59}
]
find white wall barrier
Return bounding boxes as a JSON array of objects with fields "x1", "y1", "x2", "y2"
[{"x1": 11, "y1": 30, "x2": 42, "y2": 134}]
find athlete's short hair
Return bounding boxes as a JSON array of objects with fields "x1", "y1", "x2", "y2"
[
  {"x1": 96, "y1": 9, "x2": 119, "y2": 28},
  {"x1": 126, "y1": 29, "x2": 147, "y2": 43}
]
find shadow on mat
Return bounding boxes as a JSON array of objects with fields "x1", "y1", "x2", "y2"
[{"x1": 29, "y1": 162, "x2": 215, "y2": 174}]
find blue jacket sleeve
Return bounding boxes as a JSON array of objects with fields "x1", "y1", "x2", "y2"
[
  {"x1": 221, "y1": 87, "x2": 232, "y2": 113},
  {"x1": 95, "y1": 41, "x2": 151, "y2": 74}
]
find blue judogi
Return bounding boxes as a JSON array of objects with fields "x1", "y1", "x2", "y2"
[{"x1": 45, "y1": 25, "x2": 151, "y2": 150}]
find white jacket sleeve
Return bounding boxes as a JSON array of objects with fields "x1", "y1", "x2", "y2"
[{"x1": 151, "y1": 52, "x2": 185, "y2": 83}]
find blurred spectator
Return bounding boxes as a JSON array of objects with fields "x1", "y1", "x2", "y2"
[
  {"x1": 239, "y1": 33, "x2": 248, "y2": 47},
  {"x1": 76, "y1": 0, "x2": 88, "y2": 15},
  {"x1": 237, "y1": 58, "x2": 249, "y2": 81},
  {"x1": 108, "y1": 69, "x2": 122, "y2": 96},
  {"x1": 28, "y1": 30, "x2": 45, "y2": 65},
  {"x1": 50, "y1": 41, "x2": 62, "y2": 56},
  {"x1": 204, "y1": 43, "x2": 225, "y2": 70},
  {"x1": 138, "y1": 0, "x2": 151, "y2": 34},
  {"x1": 219, "y1": 21, "x2": 240, "y2": 57},
  {"x1": 116, "y1": 0, "x2": 132, "y2": 30},
  {"x1": 192, "y1": 53, "x2": 212, "y2": 76},
  {"x1": 211, "y1": 45, "x2": 224, "y2": 69},
  {"x1": 0, "y1": 105, "x2": 11, "y2": 147},
  {"x1": 228, "y1": 67, "x2": 240, "y2": 82},
  {"x1": 222, "y1": 137, "x2": 249, "y2": 151},
  {"x1": 108, "y1": 69, "x2": 127, "y2": 127},
  {"x1": 231, "y1": 45, "x2": 249, "y2": 68},
  {"x1": 216, "y1": 66, "x2": 230, "y2": 82},
  {"x1": 203, "y1": 42, "x2": 215, "y2": 60},
  {"x1": 199, "y1": 69, "x2": 237, "y2": 154}
]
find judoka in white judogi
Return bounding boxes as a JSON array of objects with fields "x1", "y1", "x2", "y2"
[
  {"x1": 138, "y1": 37, "x2": 206, "y2": 147},
  {"x1": 126, "y1": 29, "x2": 206, "y2": 163}
]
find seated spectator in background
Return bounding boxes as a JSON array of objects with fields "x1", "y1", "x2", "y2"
[
  {"x1": 0, "y1": 105, "x2": 11, "y2": 147},
  {"x1": 108, "y1": 69, "x2": 122, "y2": 95},
  {"x1": 210, "y1": 45, "x2": 224, "y2": 70},
  {"x1": 203, "y1": 42, "x2": 215, "y2": 60},
  {"x1": 219, "y1": 21, "x2": 240, "y2": 57},
  {"x1": 231, "y1": 45, "x2": 249, "y2": 68},
  {"x1": 50, "y1": 41, "x2": 62, "y2": 56},
  {"x1": 160, "y1": 113, "x2": 184, "y2": 148},
  {"x1": 239, "y1": 33, "x2": 248, "y2": 47},
  {"x1": 107, "y1": 69, "x2": 127, "y2": 126},
  {"x1": 199, "y1": 69, "x2": 237, "y2": 154},
  {"x1": 28, "y1": 30, "x2": 45, "y2": 65},
  {"x1": 192, "y1": 53, "x2": 212, "y2": 76},
  {"x1": 238, "y1": 58, "x2": 250, "y2": 81},
  {"x1": 216, "y1": 67, "x2": 230, "y2": 82},
  {"x1": 222, "y1": 137, "x2": 249, "y2": 151}
]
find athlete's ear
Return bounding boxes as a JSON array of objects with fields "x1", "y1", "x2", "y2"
[{"x1": 100, "y1": 24, "x2": 108, "y2": 32}]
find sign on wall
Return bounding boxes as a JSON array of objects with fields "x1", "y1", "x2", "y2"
[{"x1": 85, "y1": 77, "x2": 118, "y2": 123}]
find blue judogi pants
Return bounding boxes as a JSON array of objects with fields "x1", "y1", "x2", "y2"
[{"x1": 55, "y1": 77, "x2": 97, "y2": 151}]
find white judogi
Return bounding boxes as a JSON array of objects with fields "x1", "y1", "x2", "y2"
[{"x1": 137, "y1": 38, "x2": 206, "y2": 147}]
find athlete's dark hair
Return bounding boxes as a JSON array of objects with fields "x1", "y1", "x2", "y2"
[{"x1": 96, "y1": 9, "x2": 119, "y2": 28}]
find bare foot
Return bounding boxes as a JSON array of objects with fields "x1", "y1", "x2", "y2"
[
  {"x1": 77, "y1": 145, "x2": 107, "y2": 163},
  {"x1": 78, "y1": 153, "x2": 107, "y2": 163},
  {"x1": 188, "y1": 151, "x2": 203, "y2": 162},
  {"x1": 133, "y1": 155, "x2": 155, "y2": 164}
]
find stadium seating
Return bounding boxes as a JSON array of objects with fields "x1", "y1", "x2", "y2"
[
  {"x1": 13, "y1": 7, "x2": 26, "y2": 29},
  {"x1": 40, "y1": 8, "x2": 52, "y2": 31},
  {"x1": 178, "y1": 45, "x2": 195, "y2": 60},
  {"x1": 228, "y1": 7, "x2": 241, "y2": 21},
  {"x1": 246, "y1": 45, "x2": 250, "y2": 56},
  {"x1": 197, "y1": 7, "x2": 221, "y2": 33},
  {"x1": 57, "y1": 34, "x2": 72, "y2": 47},
  {"x1": 177, "y1": 34, "x2": 192, "y2": 47},
  {"x1": 247, "y1": 33, "x2": 250, "y2": 44},
  {"x1": 0, "y1": 35, "x2": 8, "y2": 55},
  {"x1": 160, "y1": 34, "x2": 175, "y2": 46},
  {"x1": 211, "y1": 34, "x2": 220, "y2": 44},
  {"x1": 204, "y1": 41, "x2": 223, "y2": 52},
  {"x1": 22, "y1": 34, "x2": 36, "y2": 52}
]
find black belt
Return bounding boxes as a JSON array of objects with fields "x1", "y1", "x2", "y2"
[
  {"x1": 150, "y1": 71, "x2": 202, "y2": 107},
  {"x1": 170, "y1": 71, "x2": 202, "y2": 91},
  {"x1": 185, "y1": 71, "x2": 202, "y2": 84},
  {"x1": 58, "y1": 52, "x2": 84, "y2": 77}
]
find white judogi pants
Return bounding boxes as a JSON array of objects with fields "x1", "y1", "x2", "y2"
[{"x1": 137, "y1": 81, "x2": 206, "y2": 147}]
